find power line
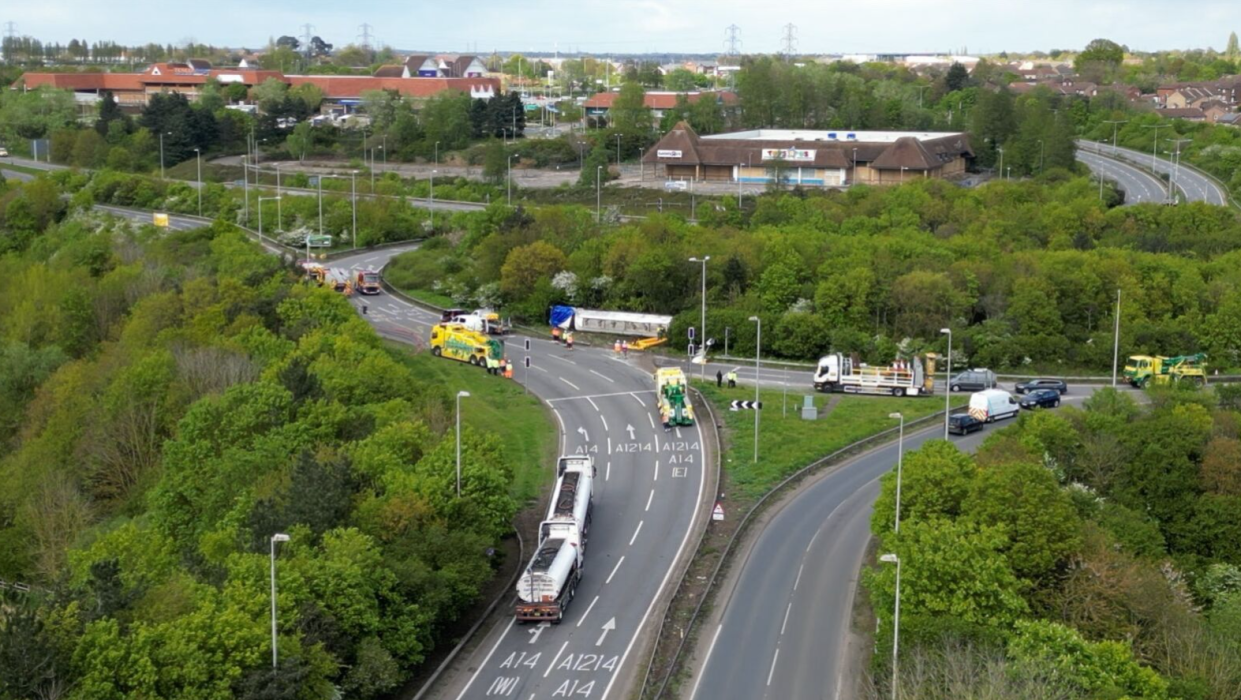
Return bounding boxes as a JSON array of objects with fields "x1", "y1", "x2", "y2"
[
  {"x1": 357, "y1": 23, "x2": 373, "y2": 51},
  {"x1": 300, "y1": 23, "x2": 315, "y2": 58},
  {"x1": 723, "y1": 24, "x2": 742, "y2": 56},
  {"x1": 780, "y1": 22, "x2": 798, "y2": 59}
]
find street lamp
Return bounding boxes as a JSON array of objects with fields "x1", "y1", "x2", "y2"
[
  {"x1": 749, "y1": 315, "x2": 761, "y2": 464},
  {"x1": 596, "y1": 165, "x2": 603, "y2": 223},
  {"x1": 158, "y1": 130, "x2": 172, "y2": 180},
  {"x1": 456, "y1": 391, "x2": 471, "y2": 497},
  {"x1": 940, "y1": 328, "x2": 952, "y2": 440},
  {"x1": 434, "y1": 140, "x2": 440, "y2": 166},
  {"x1": 430, "y1": 169, "x2": 437, "y2": 206},
  {"x1": 879, "y1": 552, "x2": 901, "y2": 700},
  {"x1": 274, "y1": 163, "x2": 283, "y2": 231},
  {"x1": 351, "y1": 170, "x2": 358, "y2": 250},
  {"x1": 852, "y1": 147, "x2": 858, "y2": 185},
  {"x1": 900, "y1": 165, "x2": 907, "y2": 183},
  {"x1": 269, "y1": 533, "x2": 290, "y2": 669},
  {"x1": 241, "y1": 155, "x2": 249, "y2": 224},
  {"x1": 689, "y1": 256, "x2": 710, "y2": 379},
  {"x1": 258, "y1": 196, "x2": 281, "y2": 246},
  {"x1": 890, "y1": 412, "x2": 904, "y2": 533},
  {"x1": 1111, "y1": 289, "x2": 1121, "y2": 387},
  {"x1": 1037, "y1": 139, "x2": 1045, "y2": 174},
  {"x1": 508, "y1": 154, "x2": 516, "y2": 207},
  {"x1": 193, "y1": 147, "x2": 202, "y2": 217},
  {"x1": 615, "y1": 132, "x2": 623, "y2": 165}
]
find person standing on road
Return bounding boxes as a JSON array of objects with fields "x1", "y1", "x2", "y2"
[
  {"x1": 621, "y1": 340, "x2": 629, "y2": 357},
  {"x1": 565, "y1": 332, "x2": 575, "y2": 351},
  {"x1": 716, "y1": 370, "x2": 724, "y2": 387},
  {"x1": 614, "y1": 339, "x2": 621, "y2": 354},
  {"x1": 727, "y1": 370, "x2": 737, "y2": 388}
]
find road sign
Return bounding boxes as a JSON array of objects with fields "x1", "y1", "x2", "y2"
[
  {"x1": 729, "y1": 400, "x2": 762, "y2": 411},
  {"x1": 152, "y1": 212, "x2": 169, "y2": 227},
  {"x1": 688, "y1": 326, "x2": 695, "y2": 340},
  {"x1": 713, "y1": 503, "x2": 725, "y2": 521}
]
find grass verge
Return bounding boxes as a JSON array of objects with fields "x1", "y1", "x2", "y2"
[
  {"x1": 694, "y1": 381, "x2": 943, "y2": 499},
  {"x1": 387, "y1": 343, "x2": 557, "y2": 503},
  {"x1": 0, "y1": 162, "x2": 48, "y2": 177}
]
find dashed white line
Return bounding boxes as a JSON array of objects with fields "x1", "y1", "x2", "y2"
[
  {"x1": 600, "y1": 415, "x2": 609, "y2": 431},
  {"x1": 645, "y1": 489, "x2": 654, "y2": 511},
  {"x1": 590, "y1": 369, "x2": 615, "y2": 383},
  {"x1": 452, "y1": 617, "x2": 516, "y2": 699},
  {"x1": 543, "y1": 640, "x2": 570, "y2": 678},
  {"x1": 648, "y1": 413, "x2": 655, "y2": 429},
  {"x1": 606, "y1": 556, "x2": 625, "y2": 584},
  {"x1": 629, "y1": 521, "x2": 644, "y2": 545},
  {"x1": 767, "y1": 648, "x2": 780, "y2": 686},
  {"x1": 576, "y1": 595, "x2": 600, "y2": 627},
  {"x1": 653, "y1": 459, "x2": 659, "y2": 481},
  {"x1": 630, "y1": 392, "x2": 647, "y2": 407},
  {"x1": 586, "y1": 396, "x2": 600, "y2": 411},
  {"x1": 531, "y1": 364, "x2": 548, "y2": 373},
  {"x1": 549, "y1": 354, "x2": 577, "y2": 365},
  {"x1": 781, "y1": 602, "x2": 792, "y2": 635},
  {"x1": 606, "y1": 461, "x2": 611, "y2": 481},
  {"x1": 689, "y1": 625, "x2": 724, "y2": 700},
  {"x1": 559, "y1": 377, "x2": 581, "y2": 391},
  {"x1": 794, "y1": 562, "x2": 805, "y2": 591}
]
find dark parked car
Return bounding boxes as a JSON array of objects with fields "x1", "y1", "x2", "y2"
[
  {"x1": 947, "y1": 413, "x2": 985, "y2": 435},
  {"x1": 948, "y1": 369, "x2": 997, "y2": 392},
  {"x1": 1019, "y1": 389, "x2": 1061, "y2": 410},
  {"x1": 1014, "y1": 378, "x2": 1068, "y2": 395}
]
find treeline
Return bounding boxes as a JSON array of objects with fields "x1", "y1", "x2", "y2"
[
  {"x1": 0, "y1": 196, "x2": 523, "y2": 698},
  {"x1": 389, "y1": 173, "x2": 1241, "y2": 372},
  {"x1": 864, "y1": 386, "x2": 1241, "y2": 699}
]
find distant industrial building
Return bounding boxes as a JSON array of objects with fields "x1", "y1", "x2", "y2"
[{"x1": 643, "y1": 122, "x2": 973, "y2": 186}]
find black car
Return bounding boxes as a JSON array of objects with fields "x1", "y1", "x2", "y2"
[
  {"x1": 1019, "y1": 389, "x2": 1061, "y2": 409},
  {"x1": 947, "y1": 413, "x2": 984, "y2": 435},
  {"x1": 1014, "y1": 378, "x2": 1068, "y2": 395}
]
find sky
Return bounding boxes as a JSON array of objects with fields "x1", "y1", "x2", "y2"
[{"x1": 7, "y1": 0, "x2": 1241, "y2": 56}]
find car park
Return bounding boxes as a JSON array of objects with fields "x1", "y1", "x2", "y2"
[
  {"x1": 947, "y1": 413, "x2": 984, "y2": 435},
  {"x1": 1014, "y1": 378, "x2": 1068, "y2": 394},
  {"x1": 1019, "y1": 389, "x2": 1061, "y2": 410},
  {"x1": 949, "y1": 368, "x2": 997, "y2": 392}
]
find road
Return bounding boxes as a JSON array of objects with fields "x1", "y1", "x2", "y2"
[
  {"x1": 92, "y1": 205, "x2": 709, "y2": 700},
  {"x1": 1074, "y1": 149, "x2": 1168, "y2": 204},
  {"x1": 687, "y1": 381, "x2": 1139, "y2": 700},
  {"x1": 1077, "y1": 140, "x2": 1229, "y2": 206}
]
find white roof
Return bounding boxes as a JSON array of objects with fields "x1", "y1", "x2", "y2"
[
  {"x1": 704, "y1": 129, "x2": 966, "y2": 144},
  {"x1": 574, "y1": 308, "x2": 673, "y2": 326}
]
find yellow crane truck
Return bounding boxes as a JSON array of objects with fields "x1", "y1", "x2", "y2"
[
  {"x1": 429, "y1": 323, "x2": 505, "y2": 368},
  {"x1": 1122, "y1": 353, "x2": 1207, "y2": 388}
]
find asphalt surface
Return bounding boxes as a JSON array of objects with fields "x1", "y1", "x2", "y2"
[
  {"x1": 1077, "y1": 140, "x2": 1229, "y2": 206},
  {"x1": 1075, "y1": 149, "x2": 1168, "y2": 204},
  {"x1": 92, "y1": 205, "x2": 708, "y2": 700},
  {"x1": 688, "y1": 381, "x2": 1141, "y2": 700}
]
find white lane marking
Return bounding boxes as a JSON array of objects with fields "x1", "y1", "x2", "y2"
[
  {"x1": 629, "y1": 520, "x2": 644, "y2": 546},
  {"x1": 606, "y1": 461, "x2": 611, "y2": 481},
  {"x1": 794, "y1": 562, "x2": 805, "y2": 591},
  {"x1": 559, "y1": 377, "x2": 581, "y2": 391},
  {"x1": 551, "y1": 408, "x2": 567, "y2": 454},
  {"x1": 675, "y1": 427, "x2": 682, "y2": 439},
  {"x1": 606, "y1": 556, "x2": 625, "y2": 584},
  {"x1": 452, "y1": 617, "x2": 516, "y2": 699},
  {"x1": 543, "y1": 640, "x2": 570, "y2": 678},
  {"x1": 590, "y1": 368, "x2": 615, "y2": 383},
  {"x1": 600, "y1": 415, "x2": 609, "y2": 431},
  {"x1": 648, "y1": 413, "x2": 655, "y2": 429},
  {"x1": 531, "y1": 364, "x2": 548, "y2": 373},
  {"x1": 547, "y1": 390, "x2": 655, "y2": 403},
  {"x1": 690, "y1": 624, "x2": 724, "y2": 700},
  {"x1": 600, "y1": 419, "x2": 707, "y2": 700},
  {"x1": 576, "y1": 595, "x2": 600, "y2": 627},
  {"x1": 653, "y1": 459, "x2": 659, "y2": 481},
  {"x1": 548, "y1": 354, "x2": 577, "y2": 365},
  {"x1": 608, "y1": 436, "x2": 612, "y2": 454},
  {"x1": 630, "y1": 392, "x2": 648, "y2": 407},
  {"x1": 586, "y1": 396, "x2": 600, "y2": 411},
  {"x1": 767, "y1": 648, "x2": 780, "y2": 687},
  {"x1": 781, "y1": 602, "x2": 792, "y2": 636},
  {"x1": 645, "y1": 489, "x2": 654, "y2": 511}
]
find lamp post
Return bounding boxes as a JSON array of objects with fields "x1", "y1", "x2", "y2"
[
  {"x1": 879, "y1": 553, "x2": 901, "y2": 700},
  {"x1": 351, "y1": 171, "x2": 358, "y2": 250},
  {"x1": 456, "y1": 391, "x2": 471, "y2": 497},
  {"x1": 749, "y1": 315, "x2": 761, "y2": 464},
  {"x1": 996, "y1": 146, "x2": 1004, "y2": 180},
  {"x1": 193, "y1": 147, "x2": 202, "y2": 216},
  {"x1": 507, "y1": 154, "x2": 516, "y2": 207},
  {"x1": 317, "y1": 174, "x2": 324, "y2": 238},
  {"x1": 1103, "y1": 119, "x2": 1128, "y2": 155},
  {"x1": 1037, "y1": 139, "x2": 1045, "y2": 174},
  {"x1": 615, "y1": 132, "x2": 623, "y2": 165},
  {"x1": 158, "y1": 131, "x2": 170, "y2": 180},
  {"x1": 269, "y1": 533, "x2": 290, "y2": 669},
  {"x1": 596, "y1": 165, "x2": 603, "y2": 223},
  {"x1": 434, "y1": 140, "x2": 440, "y2": 166},
  {"x1": 1111, "y1": 289, "x2": 1121, "y2": 387},
  {"x1": 274, "y1": 163, "x2": 283, "y2": 231},
  {"x1": 891, "y1": 412, "x2": 904, "y2": 532},
  {"x1": 852, "y1": 147, "x2": 858, "y2": 185},
  {"x1": 430, "y1": 169, "x2": 437, "y2": 206},
  {"x1": 940, "y1": 327, "x2": 952, "y2": 439},
  {"x1": 900, "y1": 165, "x2": 907, "y2": 183},
  {"x1": 242, "y1": 155, "x2": 249, "y2": 224},
  {"x1": 689, "y1": 256, "x2": 710, "y2": 379},
  {"x1": 258, "y1": 196, "x2": 280, "y2": 247}
]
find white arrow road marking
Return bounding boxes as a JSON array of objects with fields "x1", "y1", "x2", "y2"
[
  {"x1": 577, "y1": 426, "x2": 589, "y2": 442},
  {"x1": 626, "y1": 424, "x2": 636, "y2": 440},
  {"x1": 596, "y1": 618, "x2": 616, "y2": 646},
  {"x1": 528, "y1": 622, "x2": 550, "y2": 644}
]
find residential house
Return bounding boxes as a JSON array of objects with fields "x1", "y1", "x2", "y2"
[
  {"x1": 584, "y1": 90, "x2": 737, "y2": 121},
  {"x1": 1200, "y1": 100, "x2": 1234, "y2": 123},
  {"x1": 1159, "y1": 107, "x2": 1207, "y2": 122}
]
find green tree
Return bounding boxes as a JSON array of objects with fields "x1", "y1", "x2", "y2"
[
  {"x1": 1008, "y1": 620, "x2": 1171, "y2": 699},
  {"x1": 500, "y1": 241, "x2": 568, "y2": 299},
  {"x1": 610, "y1": 81, "x2": 651, "y2": 135},
  {"x1": 285, "y1": 121, "x2": 312, "y2": 162},
  {"x1": 421, "y1": 90, "x2": 472, "y2": 149},
  {"x1": 872, "y1": 440, "x2": 977, "y2": 535},
  {"x1": 945, "y1": 62, "x2": 971, "y2": 92},
  {"x1": 1228, "y1": 31, "x2": 1240, "y2": 61},
  {"x1": 482, "y1": 139, "x2": 508, "y2": 185},
  {"x1": 578, "y1": 144, "x2": 612, "y2": 188},
  {"x1": 664, "y1": 68, "x2": 699, "y2": 92},
  {"x1": 1074, "y1": 38, "x2": 1125, "y2": 82},
  {"x1": 251, "y1": 77, "x2": 290, "y2": 113}
]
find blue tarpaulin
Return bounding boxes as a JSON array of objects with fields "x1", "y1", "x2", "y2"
[{"x1": 549, "y1": 305, "x2": 575, "y2": 329}]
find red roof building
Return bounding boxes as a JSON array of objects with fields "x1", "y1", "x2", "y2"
[{"x1": 584, "y1": 90, "x2": 737, "y2": 119}]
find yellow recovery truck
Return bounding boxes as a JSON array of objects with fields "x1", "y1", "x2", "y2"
[
  {"x1": 655, "y1": 367, "x2": 695, "y2": 428},
  {"x1": 429, "y1": 323, "x2": 505, "y2": 368},
  {"x1": 1123, "y1": 353, "x2": 1207, "y2": 388}
]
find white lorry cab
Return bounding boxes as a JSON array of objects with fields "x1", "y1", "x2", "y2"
[{"x1": 968, "y1": 389, "x2": 1019, "y2": 423}]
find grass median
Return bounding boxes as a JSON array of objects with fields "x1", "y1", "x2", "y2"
[
  {"x1": 693, "y1": 381, "x2": 944, "y2": 499},
  {"x1": 388, "y1": 343, "x2": 557, "y2": 503}
]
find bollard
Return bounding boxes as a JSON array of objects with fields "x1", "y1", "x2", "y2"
[{"x1": 362, "y1": 305, "x2": 368, "y2": 315}]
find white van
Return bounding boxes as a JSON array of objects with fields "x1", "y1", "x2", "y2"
[{"x1": 968, "y1": 389, "x2": 1019, "y2": 423}]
